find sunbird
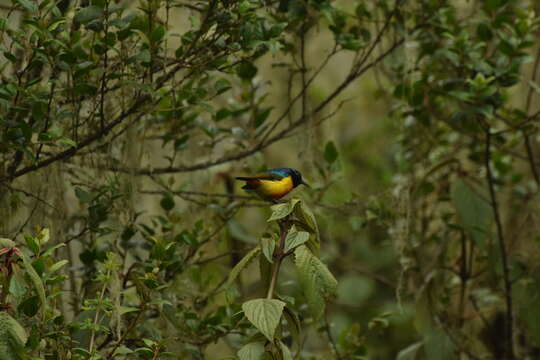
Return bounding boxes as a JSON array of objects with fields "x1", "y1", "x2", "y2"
[{"x1": 236, "y1": 168, "x2": 309, "y2": 201}]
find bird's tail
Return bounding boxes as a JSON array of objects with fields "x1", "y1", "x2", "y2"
[{"x1": 235, "y1": 176, "x2": 257, "y2": 181}]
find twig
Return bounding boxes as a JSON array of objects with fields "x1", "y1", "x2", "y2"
[
  {"x1": 484, "y1": 128, "x2": 514, "y2": 359},
  {"x1": 323, "y1": 310, "x2": 342, "y2": 360},
  {"x1": 266, "y1": 219, "x2": 288, "y2": 299}
]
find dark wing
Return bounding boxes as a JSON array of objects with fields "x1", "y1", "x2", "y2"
[{"x1": 235, "y1": 172, "x2": 284, "y2": 181}]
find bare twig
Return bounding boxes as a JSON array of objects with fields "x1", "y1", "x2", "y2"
[{"x1": 484, "y1": 128, "x2": 514, "y2": 359}]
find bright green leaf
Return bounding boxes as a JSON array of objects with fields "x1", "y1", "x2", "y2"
[
  {"x1": 283, "y1": 228, "x2": 309, "y2": 253},
  {"x1": 49, "y1": 260, "x2": 68, "y2": 274},
  {"x1": 242, "y1": 298, "x2": 286, "y2": 341},
  {"x1": 237, "y1": 342, "x2": 265, "y2": 360},
  {"x1": 267, "y1": 198, "x2": 301, "y2": 222}
]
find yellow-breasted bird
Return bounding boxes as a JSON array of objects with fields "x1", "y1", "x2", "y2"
[{"x1": 235, "y1": 168, "x2": 309, "y2": 201}]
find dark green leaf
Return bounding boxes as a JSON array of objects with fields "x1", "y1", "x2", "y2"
[
  {"x1": 236, "y1": 61, "x2": 258, "y2": 80},
  {"x1": 18, "y1": 296, "x2": 40, "y2": 317},
  {"x1": 74, "y1": 6, "x2": 104, "y2": 25},
  {"x1": 160, "y1": 195, "x2": 175, "y2": 211},
  {"x1": 451, "y1": 179, "x2": 492, "y2": 247},
  {"x1": 324, "y1": 141, "x2": 339, "y2": 164}
]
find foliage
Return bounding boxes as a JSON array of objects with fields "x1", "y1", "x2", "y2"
[{"x1": 1, "y1": 0, "x2": 540, "y2": 359}]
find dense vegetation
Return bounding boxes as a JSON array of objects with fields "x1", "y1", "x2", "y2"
[{"x1": 1, "y1": 0, "x2": 540, "y2": 359}]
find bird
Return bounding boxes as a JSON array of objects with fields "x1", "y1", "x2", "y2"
[{"x1": 235, "y1": 168, "x2": 309, "y2": 201}]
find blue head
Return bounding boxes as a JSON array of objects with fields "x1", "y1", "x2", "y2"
[{"x1": 268, "y1": 168, "x2": 309, "y2": 188}]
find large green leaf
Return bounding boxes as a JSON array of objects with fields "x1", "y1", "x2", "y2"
[
  {"x1": 237, "y1": 341, "x2": 265, "y2": 360},
  {"x1": 293, "y1": 201, "x2": 320, "y2": 255},
  {"x1": 19, "y1": 250, "x2": 47, "y2": 315},
  {"x1": 294, "y1": 245, "x2": 337, "y2": 320},
  {"x1": 242, "y1": 298, "x2": 286, "y2": 341},
  {"x1": 451, "y1": 179, "x2": 492, "y2": 247},
  {"x1": 0, "y1": 312, "x2": 28, "y2": 359}
]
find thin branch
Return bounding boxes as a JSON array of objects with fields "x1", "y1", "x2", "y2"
[
  {"x1": 0, "y1": 183, "x2": 59, "y2": 212},
  {"x1": 484, "y1": 128, "x2": 514, "y2": 359},
  {"x1": 323, "y1": 310, "x2": 342, "y2": 360}
]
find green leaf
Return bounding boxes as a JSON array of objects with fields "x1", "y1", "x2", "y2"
[
  {"x1": 41, "y1": 243, "x2": 65, "y2": 258},
  {"x1": 397, "y1": 342, "x2": 423, "y2": 360},
  {"x1": 283, "y1": 306, "x2": 301, "y2": 356},
  {"x1": 14, "y1": 0, "x2": 38, "y2": 12},
  {"x1": 74, "y1": 6, "x2": 104, "y2": 25},
  {"x1": 58, "y1": 137, "x2": 77, "y2": 147},
  {"x1": 294, "y1": 245, "x2": 337, "y2": 320},
  {"x1": 450, "y1": 179, "x2": 493, "y2": 247},
  {"x1": 278, "y1": 340, "x2": 293, "y2": 360},
  {"x1": 242, "y1": 298, "x2": 286, "y2": 341},
  {"x1": 255, "y1": 107, "x2": 272, "y2": 128},
  {"x1": 324, "y1": 141, "x2": 338, "y2": 164},
  {"x1": 226, "y1": 246, "x2": 261, "y2": 286},
  {"x1": 160, "y1": 194, "x2": 175, "y2": 211},
  {"x1": 0, "y1": 312, "x2": 28, "y2": 359},
  {"x1": 267, "y1": 198, "x2": 301, "y2": 222},
  {"x1": 9, "y1": 266, "x2": 27, "y2": 299},
  {"x1": 424, "y1": 329, "x2": 454, "y2": 360},
  {"x1": 293, "y1": 201, "x2": 320, "y2": 255},
  {"x1": 37, "y1": 228, "x2": 50, "y2": 245},
  {"x1": 476, "y1": 23, "x2": 492, "y2": 41},
  {"x1": 259, "y1": 253, "x2": 272, "y2": 290},
  {"x1": 19, "y1": 251, "x2": 47, "y2": 315},
  {"x1": 49, "y1": 260, "x2": 68, "y2": 274},
  {"x1": 0, "y1": 238, "x2": 16, "y2": 248},
  {"x1": 283, "y1": 228, "x2": 309, "y2": 253},
  {"x1": 236, "y1": 61, "x2": 258, "y2": 80},
  {"x1": 237, "y1": 341, "x2": 265, "y2": 360},
  {"x1": 260, "y1": 236, "x2": 275, "y2": 263},
  {"x1": 215, "y1": 79, "x2": 232, "y2": 95},
  {"x1": 24, "y1": 235, "x2": 39, "y2": 255},
  {"x1": 75, "y1": 187, "x2": 93, "y2": 203},
  {"x1": 18, "y1": 295, "x2": 40, "y2": 317}
]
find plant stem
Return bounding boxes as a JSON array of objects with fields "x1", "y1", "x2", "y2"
[
  {"x1": 89, "y1": 270, "x2": 110, "y2": 355},
  {"x1": 484, "y1": 129, "x2": 514, "y2": 359},
  {"x1": 266, "y1": 218, "x2": 289, "y2": 299},
  {"x1": 266, "y1": 256, "x2": 283, "y2": 299}
]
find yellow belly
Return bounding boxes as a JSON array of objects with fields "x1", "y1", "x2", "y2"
[{"x1": 257, "y1": 176, "x2": 294, "y2": 199}]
